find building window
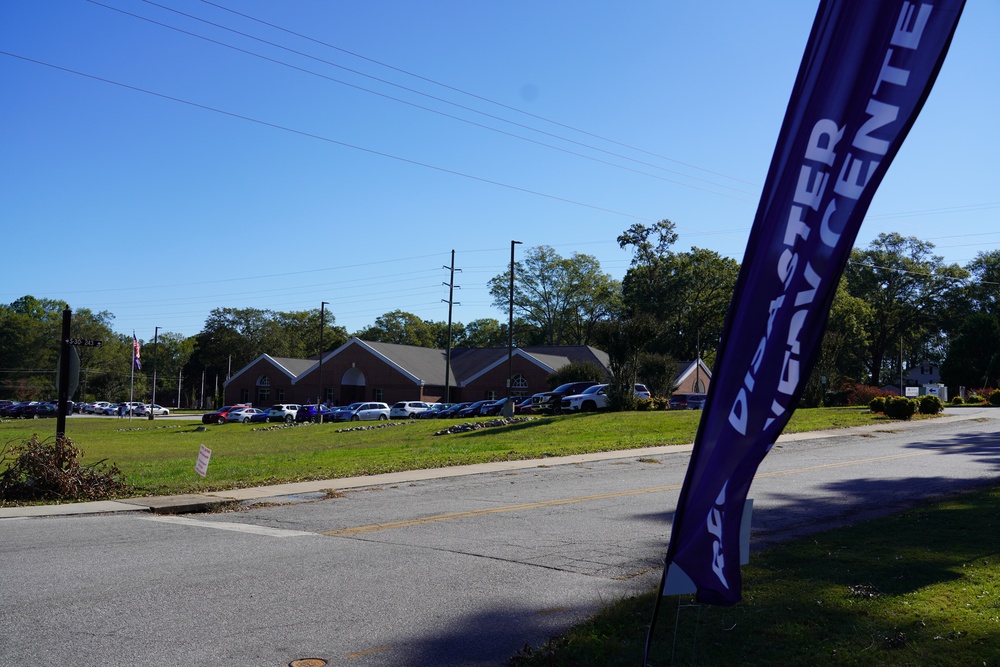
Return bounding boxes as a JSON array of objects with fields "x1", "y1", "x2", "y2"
[
  {"x1": 277, "y1": 388, "x2": 285, "y2": 401},
  {"x1": 374, "y1": 388, "x2": 384, "y2": 402},
  {"x1": 257, "y1": 387, "x2": 270, "y2": 405},
  {"x1": 511, "y1": 374, "x2": 528, "y2": 399},
  {"x1": 324, "y1": 388, "x2": 333, "y2": 402},
  {"x1": 241, "y1": 388, "x2": 250, "y2": 403},
  {"x1": 486, "y1": 390, "x2": 497, "y2": 401}
]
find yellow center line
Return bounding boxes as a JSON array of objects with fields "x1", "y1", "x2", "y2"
[{"x1": 322, "y1": 450, "x2": 932, "y2": 537}]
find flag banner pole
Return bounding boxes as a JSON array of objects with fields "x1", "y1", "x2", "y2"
[{"x1": 658, "y1": 0, "x2": 966, "y2": 609}]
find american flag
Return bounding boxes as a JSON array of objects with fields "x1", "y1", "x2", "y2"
[{"x1": 133, "y1": 332, "x2": 142, "y2": 370}]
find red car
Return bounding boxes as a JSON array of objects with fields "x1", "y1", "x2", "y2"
[{"x1": 201, "y1": 405, "x2": 249, "y2": 424}]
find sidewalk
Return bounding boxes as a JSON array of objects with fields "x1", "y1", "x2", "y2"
[{"x1": 0, "y1": 412, "x2": 976, "y2": 520}]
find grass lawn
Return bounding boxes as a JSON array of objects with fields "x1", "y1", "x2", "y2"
[
  {"x1": 512, "y1": 483, "x2": 1000, "y2": 666},
  {"x1": 0, "y1": 407, "x2": 883, "y2": 497}
]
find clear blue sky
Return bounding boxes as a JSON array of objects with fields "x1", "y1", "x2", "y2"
[{"x1": 2, "y1": 1, "x2": 997, "y2": 342}]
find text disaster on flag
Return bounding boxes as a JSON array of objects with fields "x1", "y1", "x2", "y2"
[{"x1": 661, "y1": 0, "x2": 966, "y2": 608}]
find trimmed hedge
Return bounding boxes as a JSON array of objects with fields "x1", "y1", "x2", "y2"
[
  {"x1": 884, "y1": 396, "x2": 917, "y2": 420},
  {"x1": 919, "y1": 394, "x2": 944, "y2": 415}
]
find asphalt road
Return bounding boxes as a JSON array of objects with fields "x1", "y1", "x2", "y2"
[{"x1": 2, "y1": 409, "x2": 998, "y2": 666}]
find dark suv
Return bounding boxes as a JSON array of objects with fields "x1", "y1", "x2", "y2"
[{"x1": 531, "y1": 381, "x2": 601, "y2": 414}]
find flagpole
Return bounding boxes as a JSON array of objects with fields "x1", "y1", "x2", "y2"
[{"x1": 129, "y1": 342, "x2": 135, "y2": 423}]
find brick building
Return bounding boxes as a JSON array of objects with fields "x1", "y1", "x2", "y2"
[{"x1": 223, "y1": 338, "x2": 612, "y2": 407}]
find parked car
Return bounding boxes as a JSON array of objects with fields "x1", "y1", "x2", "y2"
[
  {"x1": 30, "y1": 401, "x2": 60, "y2": 418},
  {"x1": 202, "y1": 405, "x2": 249, "y2": 424},
  {"x1": 227, "y1": 407, "x2": 265, "y2": 423},
  {"x1": 333, "y1": 401, "x2": 389, "y2": 422},
  {"x1": 686, "y1": 394, "x2": 708, "y2": 409},
  {"x1": 669, "y1": 393, "x2": 707, "y2": 410},
  {"x1": 514, "y1": 396, "x2": 538, "y2": 414},
  {"x1": 295, "y1": 404, "x2": 336, "y2": 423},
  {"x1": 7, "y1": 402, "x2": 39, "y2": 418},
  {"x1": 417, "y1": 403, "x2": 453, "y2": 418},
  {"x1": 86, "y1": 401, "x2": 112, "y2": 414},
  {"x1": 267, "y1": 404, "x2": 301, "y2": 423},
  {"x1": 1, "y1": 401, "x2": 30, "y2": 417},
  {"x1": 249, "y1": 409, "x2": 271, "y2": 423},
  {"x1": 331, "y1": 402, "x2": 391, "y2": 422},
  {"x1": 432, "y1": 402, "x2": 471, "y2": 418},
  {"x1": 531, "y1": 381, "x2": 602, "y2": 414},
  {"x1": 456, "y1": 400, "x2": 493, "y2": 418},
  {"x1": 389, "y1": 401, "x2": 433, "y2": 419},
  {"x1": 480, "y1": 397, "x2": 516, "y2": 416},
  {"x1": 561, "y1": 383, "x2": 652, "y2": 412},
  {"x1": 135, "y1": 404, "x2": 170, "y2": 417}
]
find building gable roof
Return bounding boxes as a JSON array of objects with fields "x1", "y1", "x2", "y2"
[
  {"x1": 227, "y1": 340, "x2": 614, "y2": 389},
  {"x1": 674, "y1": 359, "x2": 712, "y2": 386},
  {"x1": 225, "y1": 354, "x2": 313, "y2": 386}
]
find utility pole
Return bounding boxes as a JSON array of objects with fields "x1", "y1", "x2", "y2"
[
  {"x1": 318, "y1": 301, "x2": 328, "y2": 423},
  {"x1": 442, "y1": 250, "x2": 461, "y2": 403},
  {"x1": 505, "y1": 240, "x2": 522, "y2": 416}
]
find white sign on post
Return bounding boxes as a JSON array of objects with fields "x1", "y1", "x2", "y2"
[{"x1": 195, "y1": 444, "x2": 212, "y2": 477}]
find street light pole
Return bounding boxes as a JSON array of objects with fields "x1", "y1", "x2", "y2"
[
  {"x1": 318, "y1": 301, "x2": 328, "y2": 424},
  {"x1": 148, "y1": 326, "x2": 159, "y2": 420},
  {"x1": 505, "y1": 240, "x2": 522, "y2": 417}
]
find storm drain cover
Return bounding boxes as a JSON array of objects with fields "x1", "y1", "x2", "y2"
[{"x1": 288, "y1": 660, "x2": 328, "y2": 667}]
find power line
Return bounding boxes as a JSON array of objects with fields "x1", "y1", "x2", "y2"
[
  {"x1": 3, "y1": 50, "x2": 657, "y2": 224},
  {"x1": 196, "y1": 0, "x2": 760, "y2": 188},
  {"x1": 81, "y1": 0, "x2": 753, "y2": 200}
]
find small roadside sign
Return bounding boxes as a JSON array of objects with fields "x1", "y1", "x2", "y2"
[{"x1": 195, "y1": 445, "x2": 212, "y2": 477}]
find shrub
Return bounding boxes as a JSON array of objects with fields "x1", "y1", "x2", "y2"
[
  {"x1": 991, "y1": 389, "x2": 1000, "y2": 406},
  {"x1": 950, "y1": 395, "x2": 964, "y2": 405},
  {"x1": 846, "y1": 384, "x2": 889, "y2": 407},
  {"x1": 0, "y1": 435, "x2": 130, "y2": 503},
  {"x1": 919, "y1": 394, "x2": 944, "y2": 415},
  {"x1": 884, "y1": 396, "x2": 917, "y2": 420},
  {"x1": 635, "y1": 398, "x2": 653, "y2": 411},
  {"x1": 869, "y1": 396, "x2": 887, "y2": 413}
]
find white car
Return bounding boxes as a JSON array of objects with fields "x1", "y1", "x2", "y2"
[
  {"x1": 561, "y1": 384, "x2": 652, "y2": 412},
  {"x1": 267, "y1": 404, "x2": 301, "y2": 423},
  {"x1": 135, "y1": 404, "x2": 170, "y2": 416},
  {"x1": 227, "y1": 407, "x2": 265, "y2": 423},
  {"x1": 389, "y1": 401, "x2": 433, "y2": 419}
]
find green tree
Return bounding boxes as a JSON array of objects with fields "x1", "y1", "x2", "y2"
[
  {"x1": 275, "y1": 308, "x2": 348, "y2": 358},
  {"x1": 455, "y1": 318, "x2": 506, "y2": 348},
  {"x1": 353, "y1": 310, "x2": 438, "y2": 347},
  {"x1": 619, "y1": 222, "x2": 739, "y2": 363},
  {"x1": 638, "y1": 352, "x2": 677, "y2": 398},
  {"x1": 488, "y1": 246, "x2": 617, "y2": 346},
  {"x1": 964, "y1": 250, "x2": 1000, "y2": 318},
  {"x1": 845, "y1": 233, "x2": 966, "y2": 385},
  {"x1": 940, "y1": 312, "x2": 1000, "y2": 389},
  {"x1": 545, "y1": 360, "x2": 606, "y2": 389},
  {"x1": 801, "y1": 281, "x2": 872, "y2": 406},
  {"x1": 594, "y1": 313, "x2": 662, "y2": 411}
]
